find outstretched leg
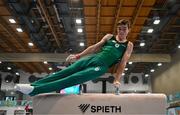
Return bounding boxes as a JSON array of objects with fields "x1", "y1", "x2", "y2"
[
  {"x1": 31, "y1": 57, "x2": 91, "y2": 86},
  {"x1": 29, "y1": 65, "x2": 108, "y2": 96}
]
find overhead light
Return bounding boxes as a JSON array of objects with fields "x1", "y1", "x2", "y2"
[
  {"x1": 72, "y1": 0, "x2": 80, "y2": 2},
  {"x1": 128, "y1": 62, "x2": 133, "y2": 64},
  {"x1": 28, "y1": 42, "x2": 34, "y2": 46},
  {"x1": 125, "y1": 68, "x2": 128, "y2": 71},
  {"x1": 140, "y1": 42, "x2": 145, "y2": 47},
  {"x1": 43, "y1": 61, "x2": 48, "y2": 64},
  {"x1": 122, "y1": 73, "x2": 125, "y2": 76},
  {"x1": 49, "y1": 67, "x2": 52, "y2": 70},
  {"x1": 157, "y1": 63, "x2": 162, "y2": 66},
  {"x1": 150, "y1": 69, "x2": 155, "y2": 72},
  {"x1": 79, "y1": 42, "x2": 85, "y2": 46},
  {"x1": 178, "y1": 44, "x2": 180, "y2": 48},
  {"x1": 153, "y1": 19, "x2": 160, "y2": 24},
  {"x1": 147, "y1": 28, "x2": 153, "y2": 33},
  {"x1": 15, "y1": 72, "x2": 20, "y2": 76},
  {"x1": 77, "y1": 28, "x2": 83, "y2": 33},
  {"x1": 31, "y1": 19, "x2": 34, "y2": 23},
  {"x1": 145, "y1": 74, "x2": 149, "y2": 77},
  {"x1": 16, "y1": 28, "x2": 23, "y2": 32},
  {"x1": 0, "y1": 61, "x2": 1, "y2": 64},
  {"x1": 10, "y1": 92, "x2": 14, "y2": 95},
  {"x1": 7, "y1": 67, "x2": 11, "y2": 70},
  {"x1": 76, "y1": 19, "x2": 82, "y2": 24},
  {"x1": 9, "y1": 19, "x2": 16, "y2": 23}
]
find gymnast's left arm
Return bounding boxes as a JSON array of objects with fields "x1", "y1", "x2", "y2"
[{"x1": 113, "y1": 42, "x2": 133, "y2": 87}]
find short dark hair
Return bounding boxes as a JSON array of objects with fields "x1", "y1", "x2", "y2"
[{"x1": 117, "y1": 19, "x2": 131, "y2": 29}]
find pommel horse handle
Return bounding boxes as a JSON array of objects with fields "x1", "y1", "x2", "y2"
[{"x1": 114, "y1": 85, "x2": 120, "y2": 95}]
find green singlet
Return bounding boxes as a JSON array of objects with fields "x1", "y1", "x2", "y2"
[{"x1": 29, "y1": 36, "x2": 128, "y2": 96}]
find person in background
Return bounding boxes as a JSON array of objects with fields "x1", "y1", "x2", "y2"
[{"x1": 25, "y1": 103, "x2": 30, "y2": 113}]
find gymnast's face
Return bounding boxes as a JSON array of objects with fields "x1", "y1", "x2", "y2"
[{"x1": 117, "y1": 24, "x2": 130, "y2": 40}]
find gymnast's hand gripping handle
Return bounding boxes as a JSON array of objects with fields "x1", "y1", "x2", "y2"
[
  {"x1": 113, "y1": 80, "x2": 120, "y2": 95},
  {"x1": 114, "y1": 85, "x2": 120, "y2": 95}
]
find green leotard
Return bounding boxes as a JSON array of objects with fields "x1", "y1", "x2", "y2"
[
  {"x1": 97, "y1": 36, "x2": 128, "y2": 67},
  {"x1": 29, "y1": 36, "x2": 128, "y2": 96}
]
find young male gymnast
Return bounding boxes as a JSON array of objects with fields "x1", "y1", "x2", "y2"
[{"x1": 15, "y1": 19, "x2": 133, "y2": 96}]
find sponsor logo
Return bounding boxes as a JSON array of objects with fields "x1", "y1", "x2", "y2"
[
  {"x1": 115, "y1": 43, "x2": 120, "y2": 48},
  {"x1": 78, "y1": 104, "x2": 90, "y2": 113},
  {"x1": 94, "y1": 67, "x2": 100, "y2": 71},
  {"x1": 78, "y1": 104, "x2": 121, "y2": 114}
]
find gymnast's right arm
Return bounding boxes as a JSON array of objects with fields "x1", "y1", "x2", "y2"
[{"x1": 66, "y1": 34, "x2": 113, "y2": 62}]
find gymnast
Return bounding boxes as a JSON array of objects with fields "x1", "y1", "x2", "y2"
[{"x1": 15, "y1": 19, "x2": 133, "y2": 96}]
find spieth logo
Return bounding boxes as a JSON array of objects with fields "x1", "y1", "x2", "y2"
[
  {"x1": 78, "y1": 104, "x2": 121, "y2": 114},
  {"x1": 78, "y1": 104, "x2": 90, "y2": 113}
]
